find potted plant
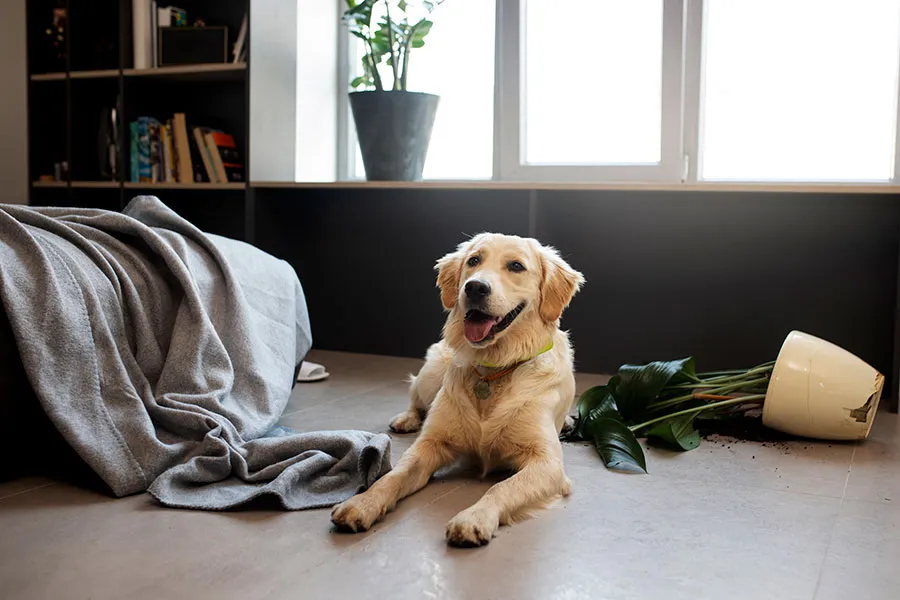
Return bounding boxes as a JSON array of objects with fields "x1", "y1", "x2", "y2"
[
  {"x1": 565, "y1": 330, "x2": 884, "y2": 473},
  {"x1": 343, "y1": 0, "x2": 443, "y2": 181}
]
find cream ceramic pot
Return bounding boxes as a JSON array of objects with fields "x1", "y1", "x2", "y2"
[{"x1": 762, "y1": 330, "x2": 883, "y2": 440}]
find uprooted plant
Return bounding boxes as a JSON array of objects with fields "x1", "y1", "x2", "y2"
[{"x1": 562, "y1": 358, "x2": 775, "y2": 473}]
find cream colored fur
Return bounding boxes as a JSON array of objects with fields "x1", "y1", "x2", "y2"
[{"x1": 331, "y1": 233, "x2": 584, "y2": 546}]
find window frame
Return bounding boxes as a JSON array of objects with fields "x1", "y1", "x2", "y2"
[{"x1": 496, "y1": 0, "x2": 687, "y2": 183}]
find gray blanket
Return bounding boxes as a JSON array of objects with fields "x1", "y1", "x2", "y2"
[{"x1": 0, "y1": 196, "x2": 391, "y2": 509}]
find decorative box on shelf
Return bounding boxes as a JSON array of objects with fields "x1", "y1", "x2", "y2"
[{"x1": 158, "y1": 26, "x2": 228, "y2": 67}]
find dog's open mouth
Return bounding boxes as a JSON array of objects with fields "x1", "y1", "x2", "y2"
[{"x1": 464, "y1": 303, "x2": 526, "y2": 344}]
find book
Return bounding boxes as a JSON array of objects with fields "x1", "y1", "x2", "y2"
[
  {"x1": 233, "y1": 14, "x2": 248, "y2": 64},
  {"x1": 205, "y1": 131, "x2": 245, "y2": 183},
  {"x1": 150, "y1": 1, "x2": 158, "y2": 67},
  {"x1": 192, "y1": 127, "x2": 219, "y2": 183},
  {"x1": 129, "y1": 121, "x2": 139, "y2": 182},
  {"x1": 172, "y1": 113, "x2": 193, "y2": 184},
  {"x1": 136, "y1": 118, "x2": 152, "y2": 182},
  {"x1": 151, "y1": 119, "x2": 162, "y2": 181},
  {"x1": 132, "y1": 0, "x2": 152, "y2": 69},
  {"x1": 161, "y1": 123, "x2": 175, "y2": 182}
]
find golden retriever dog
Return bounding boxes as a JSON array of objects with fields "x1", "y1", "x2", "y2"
[{"x1": 330, "y1": 233, "x2": 584, "y2": 546}]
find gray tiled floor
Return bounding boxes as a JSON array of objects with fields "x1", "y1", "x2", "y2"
[{"x1": 1, "y1": 349, "x2": 898, "y2": 600}]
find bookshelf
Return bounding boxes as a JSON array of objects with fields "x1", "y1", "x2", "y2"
[{"x1": 26, "y1": 0, "x2": 251, "y2": 240}]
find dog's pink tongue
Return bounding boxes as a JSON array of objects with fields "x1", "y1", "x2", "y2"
[{"x1": 464, "y1": 318, "x2": 498, "y2": 343}]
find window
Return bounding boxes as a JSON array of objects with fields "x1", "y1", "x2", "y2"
[
  {"x1": 497, "y1": 0, "x2": 685, "y2": 181},
  {"x1": 699, "y1": 0, "x2": 900, "y2": 181},
  {"x1": 337, "y1": 0, "x2": 900, "y2": 184},
  {"x1": 523, "y1": 1, "x2": 664, "y2": 165},
  {"x1": 348, "y1": 0, "x2": 495, "y2": 180}
]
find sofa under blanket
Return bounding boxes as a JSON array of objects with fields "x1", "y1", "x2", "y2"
[{"x1": 0, "y1": 196, "x2": 391, "y2": 509}]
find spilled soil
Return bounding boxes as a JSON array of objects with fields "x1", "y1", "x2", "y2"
[
  {"x1": 695, "y1": 416, "x2": 798, "y2": 443},
  {"x1": 691, "y1": 415, "x2": 827, "y2": 455}
]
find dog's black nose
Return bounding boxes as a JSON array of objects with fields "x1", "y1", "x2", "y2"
[{"x1": 464, "y1": 280, "x2": 491, "y2": 300}]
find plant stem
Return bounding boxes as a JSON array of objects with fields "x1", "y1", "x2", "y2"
[
  {"x1": 664, "y1": 365, "x2": 774, "y2": 391},
  {"x1": 362, "y1": 5, "x2": 383, "y2": 91},
  {"x1": 692, "y1": 394, "x2": 738, "y2": 401},
  {"x1": 400, "y1": 25, "x2": 417, "y2": 91},
  {"x1": 647, "y1": 376, "x2": 771, "y2": 412},
  {"x1": 697, "y1": 361, "x2": 775, "y2": 382},
  {"x1": 694, "y1": 369, "x2": 747, "y2": 378},
  {"x1": 629, "y1": 395, "x2": 767, "y2": 433},
  {"x1": 384, "y1": 2, "x2": 401, "y2": 90},
  {"x1": 365, "y1": 41, "x2": 383, "y2": 91},
  {"x1": 697, "y1": 363, "x2": 774, "y2": 384}
]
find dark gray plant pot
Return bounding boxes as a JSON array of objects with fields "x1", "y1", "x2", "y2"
[{"x1": 350, "y1": 91, "x2": 440, "y2": 181}]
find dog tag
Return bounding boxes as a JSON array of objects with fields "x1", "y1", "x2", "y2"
[{"x1": 474, "y1": 380, "x2": 492, "y2": 400}]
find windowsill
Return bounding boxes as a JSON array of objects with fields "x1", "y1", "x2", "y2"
[{"x1": 249, "y1": 180, "x2": 900, "y2": 194}]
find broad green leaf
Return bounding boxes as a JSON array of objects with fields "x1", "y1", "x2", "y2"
[
  {"x1": 343, "y1": 2, "x2": 374, "y2": 28},
  {"x1": 350, "y1": 75, "x2": 368, "y2": 88},
  {"x1": 615, "y1": 358, "x2": 695, "y2": 422},
  {"x1": 577, "y1": 384, "x2": 616, "y2": 421},
  {"x1": 586, "y1": 417, "x2": 647, "y2": 474},
  {"x1": 378, "y1": 17, "x2": 407, "y2": 37},
  {"x1": 645, "y1": 414, "x2": 701, "y2": 451},
  {"x1": 411, "y1": 19, "x2": 433, "y2": 43},
  {"x1": 344, "y1": 0, "x2": 376, "y2": 17},
  {"x1": 564, "y1": 381, "x2": 620, "y2": 441},
  {"x1": 370, "y1": 36, "x2": 390, "y2": 56},
  {"x1": 666, "y1": 357, "x2": 698, "y2": 385},
  {"x1": 398, "y1": 0, "x2": 408, "y2": 11}
]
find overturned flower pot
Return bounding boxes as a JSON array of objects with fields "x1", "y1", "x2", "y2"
[
  {"x1": 566, "y1": 330, "x2": 884, "y2": 473},
  {"x1": 762, "y1": 330, "x2": 883, "y2": 441}
]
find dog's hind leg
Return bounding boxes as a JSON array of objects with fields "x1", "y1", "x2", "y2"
[{"x1": 389, "y1": 341, "x2": 450, "y2": 433}]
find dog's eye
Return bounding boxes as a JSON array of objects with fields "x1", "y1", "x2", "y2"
[
  {"x1": 508, "y1": 261, "x2": 526, "y2": 273},
  {"x1": 467, "y1": 256, "x2": 481, "y2": 267}
]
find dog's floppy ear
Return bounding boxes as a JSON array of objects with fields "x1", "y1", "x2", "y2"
[
  {"x1": 435, "y1": 249, "x2": 464, "y2": 310},
  {"x1": 538, "y1": 244, "x2": 585, "y2": 323}
]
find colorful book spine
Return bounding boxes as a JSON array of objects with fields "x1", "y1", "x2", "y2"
[
  {"x1": 137, "y1": 118, "x2": 152, "y2": 182},
  {"x1": 129, "y1": 121, "x2": 139, "y2": 182},
  {"x1": 148, "y1": 119, "x2": 161, "y2": 182}
]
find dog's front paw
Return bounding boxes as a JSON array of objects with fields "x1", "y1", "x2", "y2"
[
  {"x1": 446, "y1": 506, "x2": 499, "y2": 547},
  {"x1": 331, "y1": 493, "x2": 387, "y2": 533},
  {"x1": 389, "y1": 410, "x2": 422, "y2": 434}
]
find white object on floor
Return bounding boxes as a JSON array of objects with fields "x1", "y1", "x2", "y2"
[{"x1": 296, "y1": 361, "x2": 329, "y2": 382}]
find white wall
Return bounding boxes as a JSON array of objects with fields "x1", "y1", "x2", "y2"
[
  {"x1": 294, "y1": 0, "x2": 337, "y2": 182},
  {"x1": 249, "y1": 0, "x2": 298, "y2": 182},
  {"x1": 249, "y1": 0, "x2": 338, "y2": 182},
  {"x1": 0, "y1": 0, "x2": 28, "y2": 204}
]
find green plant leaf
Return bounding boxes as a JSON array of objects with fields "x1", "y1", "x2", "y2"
[
  {"x1": 586, "y1": 416, "x2": 647, "y2": 474},
  {"x1": 411, "y1": 19, "x2": 433, "y2": 42},
  {"x1": 615, "y1": 358, "x2": 695, "y2": 422},
  {"x1": 645, "y1": 414, "x2": 701, "y2": 451},
  {"x1": 344, "y1": 0, "x2": 376, "y2": 17},
  {"x1": 666, "y1": 357, "x2": 698, "y2": 385},
  {"x1": 563, "y1": 380, "x2": 620, "y2": 441},
  {"x1": 350, "y1": 75, "x2": 368, "y2": 88}
]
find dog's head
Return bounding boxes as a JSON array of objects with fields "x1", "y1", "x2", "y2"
[{"x1": 436, "y1": 233, "x2": 584, "y2": 359}]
